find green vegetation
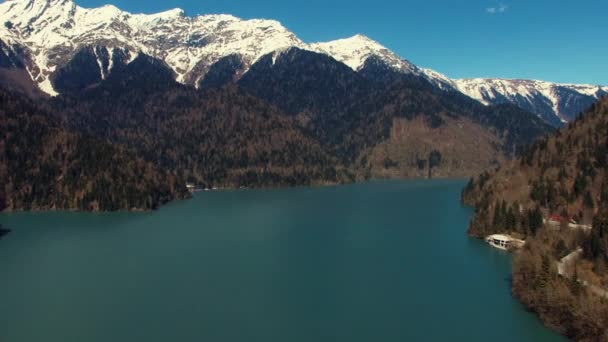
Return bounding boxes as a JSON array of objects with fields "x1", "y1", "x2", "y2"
[
  {"x1": 4, "y1": 21, "x2": 13, "y2": 30},
  {"x1": 463, "y1": 96, "x2": 608, "y2": 341}
]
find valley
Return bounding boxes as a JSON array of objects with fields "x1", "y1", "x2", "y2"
[
  {"x1": 0, "y1": 0, "x2": 564, "y2": 211},
  {"x1": 0, "y1": 0, "x2": 606, "y2": 340}
]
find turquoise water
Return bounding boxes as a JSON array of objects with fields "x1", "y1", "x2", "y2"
[{"x1": 0, "y1": 180, "x2": 564, "y2": 342}]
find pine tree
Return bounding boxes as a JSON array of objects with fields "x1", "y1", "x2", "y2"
[
  {"x1": 584, "y1": 191, "x2": 594, "y2": 209},
  {"x1": 529, "y1": 206, "x2": 544, "y2": 235},
  {"x1": 538, "y1": 254, "x2": 552, "y2": 293},
  {"x1": 570, "y1": 264, "x2": 583, "y2": 296}
]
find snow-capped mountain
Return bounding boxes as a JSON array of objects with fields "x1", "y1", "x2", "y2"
[
  {"x1": 310, "y1": 34, "x2": 455, "y2": 90},
  {"x1": 0, "y1": 0, "x2": 604, "y2": 125},
  {"x1": 454, "y1": 78, "x2": 608, "y2": 124},
  {"x1": 0, "y1": 0, "x2": 455, "y2": 94},
  {"x1": 0, "y1": 0, "x2": 305, "y2": 94},
  {"x1": 309, "y1": 35, "x2": 606, "y2": 125},
  {"x1": 310, "y1": 34, "x2": 416, "y2": 73}
]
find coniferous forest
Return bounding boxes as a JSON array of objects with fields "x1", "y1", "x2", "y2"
[
  {"x1": 463, "y1": 96, "x2": 608, "y2": 340},
  {"x1": 0, "y1": 88, "x2": 189, "y2": 211},
  {"x1": 0, "y1": 50, "x2": 554, "y2": 212}
]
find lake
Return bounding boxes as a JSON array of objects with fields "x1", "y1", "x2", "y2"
[{"x1": 0, "y1": 180, "x2": 564, "y2": 342}]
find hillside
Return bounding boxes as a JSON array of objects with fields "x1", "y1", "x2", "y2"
[
  {"x1": 51, "y1": 55, "x2": 351, "y2": 189},
  {"x1": 46, "y1": 53, "x2": 552, "y2": 186},
  {"x1": 462, "y1": 96, "x2": 608, "y2": 341},
  {"x1": 0, "y1": 29, "x2": 555, "y2": 210},
  {"x1": 0, "y1": 87, "x2": 189, "y2": 211},
  {"x1": 239, "y1": 48, "x2": 552, "y2": 161}
]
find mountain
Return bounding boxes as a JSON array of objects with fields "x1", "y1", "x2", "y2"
[
  {"x1": 0, "y1": 0, "x2": 558, "y2": 211},
  {"x1": 238, "y1": 47, "x2": 556, "y2": 181},
  {"x1": 454, "y1": 78, "x2": 608, "y2": 126},
  {"x1": 0, "y1": 0, "x2": 305, "y2": 94},
  {"x1": 51, "y1": 55, "x2": 352, "y2": 188},
  {"x1": 0, "y1": 87, "x2": 189, "y2": 211},
  {"x1": 462, "y1": 96, "x2": 608, "y2": 340},
  {"x1": 309, "y1": 34, "x2": 455, "y2": 91},
  {"x1": 40, "y1": 50, "x2": 549, "y2": 184},
  {"x1": 0, "y1": 0, "x2": 603, "y2": 127},
  {"x1": 239, "y1": 47, "x2": 551, "y2": 157}
]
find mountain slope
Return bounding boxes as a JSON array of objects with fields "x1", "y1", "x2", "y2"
[
  {"x1": 0, "y1": 87, "x2": 188, "y2": 211},
  {"x1": 455, "y1": 78, "x2": 608, "y2": 126},
  {"x1": 40, "y1": 51, "x2": 549, "y2": 185},
  {"x1": 0, "y1": 0, "x2": 304, "y2": 92},
  {"x1": 51, "y1": 55, "x2": 351, "y2": 188},
  {"x1": 310, "y1": 34, "x2": 455, "y2": 91},
  {"x1": 0, "y1": 0, "x2": 603, "y2": 128},
  {"x1": 240, "y1": 47, "x2": 552, "y2": 154},
  {"x1": 462, "y1": 96, "x2": 608, "y2": 340}
]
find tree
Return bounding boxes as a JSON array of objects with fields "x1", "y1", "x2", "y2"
[
  {"x1": 570, "y1": 264, "x2": 583, "y2": 296},
  {"x1": 555, "y1": 239, "x2": 568, "y2": 259},
  {"x1": 428, "y1": 150, "x2": 442, "y2": 169},
  {"x1": 584, "y1": 191, "x2": 594, "y2": 209},
  {"x1": 506, "y1": 206, "x2": 517, "y2": 231},
  {"x1": 586, "y1": 212, "x2": 608, "y2": 262},
  {"x1": 573, "y1": 173, "x2": 588, "y2": 198},
  {"x1": 528, "y1": 206, "x2": 544, "y2": 235},
  {"x1": 4, "y1": 21, "x2": 13, "y2": 30},
  {"x1": 538, "y1": 253, "x2": 552, "y2": 293}
]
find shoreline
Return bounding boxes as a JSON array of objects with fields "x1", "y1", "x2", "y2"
[{"x1": 0, "y1": 176, "x2": 470, "y2": 214}]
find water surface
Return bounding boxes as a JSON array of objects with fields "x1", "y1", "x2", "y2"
[{"x1": 0, "y1": 180, "x2": 564, "y2": 341}]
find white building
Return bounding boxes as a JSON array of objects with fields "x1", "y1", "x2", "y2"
[{"x1": 485, "y1": 234, "x2": 526, "y2": 251}]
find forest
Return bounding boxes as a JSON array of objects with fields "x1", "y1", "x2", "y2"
[
  {"x1": 0, "y1": 50, "x2": 553, "y2": 212},
  {"x1": 0, "y1": 87, "x2": 189, "y2": 212},
  {"x1": 462, "y1": 96, "x2": 608, "y2": 341}
]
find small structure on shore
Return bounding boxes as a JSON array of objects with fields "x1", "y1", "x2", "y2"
[
  {"x1": 544, "y1": 215, "x2": 592, "y2": 231},
  {"x1": 556, "y1": 248, "x2": 583, "y2": 277},
  {"x1": 556, "y1": 248, "x2": 608, "y2": 299},
  {"x1": 545, "y1": 214, "x2": 567, "y2": 229},
  {"x1": 567, "y1": 222, "x2": 592, "y2": 231},
  {"x1": 485, "y1": 234, "x2": 526, "y2": 251}
]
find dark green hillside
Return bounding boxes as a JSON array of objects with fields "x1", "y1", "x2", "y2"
[
  {"x1": 0, "y1": 88, "x2": 188, "y2": 212},
  {"x1": 45, "y1": 50, "x2": 553, "y2": 187},
  {"x1": 240, "y1": 48, "x2": 551, "y2": 157},
  {"x1": 52, "y1": 56, "x2": 350, "y2": 188}
]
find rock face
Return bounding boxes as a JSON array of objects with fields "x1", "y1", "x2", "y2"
[
  {"x1": 0, "y1": 0, "x2": 604, "y2": 125},
  {"x1": 453, "y1": 78, "x2": 608, "y2": 126},
  {"x1": 0, "y1": 0, "x2": 305, "y2": 94}
]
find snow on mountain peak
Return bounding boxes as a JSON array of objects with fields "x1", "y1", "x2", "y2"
[
  {"x1": 0, "y1": 0, "x2": 306, "y2": 92},
  {"x1": 310, "y1": 34, "x2": 415, "y2": 73},
  {"x1": 309, "y1": 34, "x2": 456, "y2": 90},
  {"x1": 0, "y1": 0, "x2": 604, "y2": 126},
  {"x1": 454, "y1": 78, "x2": 608, "y2": 124}
]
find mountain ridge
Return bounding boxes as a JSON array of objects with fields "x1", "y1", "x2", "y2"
[{"x1": 0, "y1": 0, "x2": 605, "y2": 126}]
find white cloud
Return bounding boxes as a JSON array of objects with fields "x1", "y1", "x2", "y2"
[{"x1": 486, "y1": 3, "x2": 508, "y2": 14}]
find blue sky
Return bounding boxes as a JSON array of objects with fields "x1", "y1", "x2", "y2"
[{"x1": 76, "y1": 0, "x2": 607, "y2": 85}]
